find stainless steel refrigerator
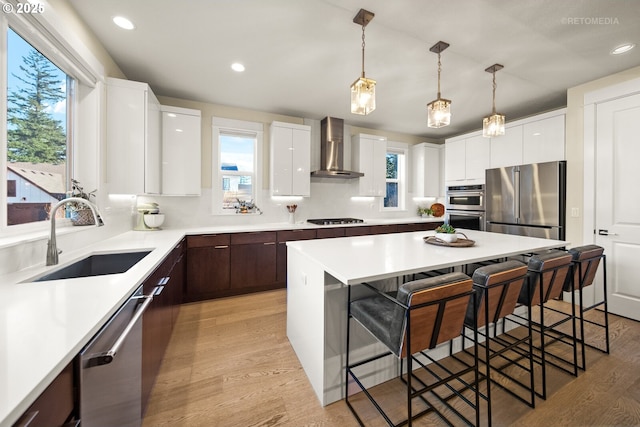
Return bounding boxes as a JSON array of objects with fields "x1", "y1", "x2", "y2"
[{"x1": 485, "y1": 160, "x2": 566, "y2": 240}]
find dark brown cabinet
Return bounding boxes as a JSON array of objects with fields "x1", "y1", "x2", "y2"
[
  {"x1": 276, "y1": 229, "x2": 317, "y2": 284},
  {"x1": 230, "y1": 231, "x2": 277, "y2": 291},
  {"x1": 397, "y1": 222, "x2": 443, "y2": 232},
  {"x1": 142, "y1": 239, "x2": 184, "y2": 416},
  {"x1": 184, "y1": 222, "x2": 444, "y2": 302},
  {"x1": 345, "y1": 226, "x2": 372, "y2": 236},
  {"x1": 185, "y1": 234, "x2": 231, "y2": 302},
  {"x1": 316, "y1": 227, "x2": 346, "y2": 239},
  {"x1": 369, "y1": 224, "x2": 399, "y2": 234},
  {"x1": 12, "y1": 362, "x2": 74, "y2": 427}
]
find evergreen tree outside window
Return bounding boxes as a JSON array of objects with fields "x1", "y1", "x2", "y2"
[{"x1": 5, "y1": 28, "x2": 73, "y2": 226}]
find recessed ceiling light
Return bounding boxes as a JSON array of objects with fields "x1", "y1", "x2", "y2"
[
  {"x1": 113, "y1": 16, "x2": 135, "y2": 30},
  {"x1": 231, "y1": 63, "x2": 245, "y2": 72},
  {"x1": 611, "y1": 43, "x2": 635, "y2": 55}
]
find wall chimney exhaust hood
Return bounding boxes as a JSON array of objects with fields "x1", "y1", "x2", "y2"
[{"x1": 310, "y1": 117, "x2": 364, "y2": 179}]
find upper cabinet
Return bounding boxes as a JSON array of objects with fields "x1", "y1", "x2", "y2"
[
  {"x1": 522, "y1": 113, "x2": 565, "y2": 164},
  {"x1": 444, "y1": 135, "x2": 490, "y2": 185},
  {"x1": 412, "y1": 142, "x2": 443, "y2": 197},
  {"x1": 161, "y1": 105, "x2": 202, "y2": 196},
  {"x1": 352, "y1": 134, "x2": 387, "y2": 197},
  {"x1": 445, "y1": 109, "x2": 566, "y2": 186},
  {"x1": 270, "y1": 121, "x2": 311, "y2": 196},
  {"x1": 106, "y1": 77, "x2": 161, "y2": 195},
  {"x1": 489, "y1": 126, "x2": 523, "y2": 168},
  {"x1": 489, "y1": 109, "x2": 566, "y2": 168}
]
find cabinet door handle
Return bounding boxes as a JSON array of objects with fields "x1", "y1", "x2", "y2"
[
  {"x1": 264, "y1": 242, "x2": 276, "y2": 246},
  {"x1": 214, "y1": 245, "x2": 229, "y2": 249}
]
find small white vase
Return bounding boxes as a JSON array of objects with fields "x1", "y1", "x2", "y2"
[
  {"x1": 288, "y1": 212, "x2": 295, "y2": 224},
  {"x1": 436, "y1": 233, "x2": 457, "y2": 243}
]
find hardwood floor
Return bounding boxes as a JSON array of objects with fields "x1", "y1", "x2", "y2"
[{"x1": 143, "y1": 290, "x2": 640, "y2": 426}]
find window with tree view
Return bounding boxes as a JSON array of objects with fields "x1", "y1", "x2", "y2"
[
  {"x1": 384, "y1": 150, "x2": 405, "y2": 209},
  {"x1": 6, "y1": 28, "x2": 73, "y2": 226}
]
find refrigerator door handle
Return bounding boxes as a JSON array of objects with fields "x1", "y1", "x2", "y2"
[{"x1": 514, "y1": 168, "x2": 520, "y2": 223}]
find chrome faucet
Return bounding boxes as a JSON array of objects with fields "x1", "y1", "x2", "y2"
[{"x1": 46, "y1": 197, "x2": 104, "y2": 266}]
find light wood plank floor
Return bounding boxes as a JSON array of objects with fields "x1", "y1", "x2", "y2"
[{"x1": 143, "y1": 289, "x2": 640, "y2": 426}]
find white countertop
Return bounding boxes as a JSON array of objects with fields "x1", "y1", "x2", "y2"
[
  {"x1": 0, "y1": 230, "x2": 184, "y2": 427},
  {"x1": 0, "y1": 216, "x2": 443, "y2": 426},
  {"x1": 286, "y1": 229, "x2": 569, "y2": 285}
]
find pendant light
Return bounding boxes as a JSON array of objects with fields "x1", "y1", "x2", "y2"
[
  {"x1": 350, "y1": 8, "x2": 376, "y2": 115},
  {"x1": 427, "y1": 41, "x2": 452, "y2": 128},
  {"x1": 482, "y1": 64, "x2": 505, "y2": 137}
]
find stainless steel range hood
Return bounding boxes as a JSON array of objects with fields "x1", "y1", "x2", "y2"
[{"x1": 310, "y1": 117, "x2": 364, "y2": 178}]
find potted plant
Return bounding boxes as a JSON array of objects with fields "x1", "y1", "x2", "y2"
[
  {"x1": 67, "y1": 179, "x2": 97, "y2": 225},
  {"x1": 435, "y1": 223, "x2": 458, "y2": 243},
  {"x1": 417, "y1": 206, "x2": 433, "y2": 218}
]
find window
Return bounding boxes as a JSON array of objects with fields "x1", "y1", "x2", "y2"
[
  {"x1": 383, "y1": 146, "x2": 406, "y2": 210},
  {"x1": 212, "y1": 118, "x2": 263, "y2": 214},
  {"x1": 4, "y1": 27, "x2": 75, "y2": 226}
]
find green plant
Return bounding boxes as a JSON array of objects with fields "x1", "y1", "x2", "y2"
[
  {"x1": 417, "y1": 206, "x2": 433, "y2": 216},
  {"x1": 68, "y1": 179, "x2": 96, "y2": 210},
  {"x1": 435, "y1": 223, "x2": 456, "y2": 234}
]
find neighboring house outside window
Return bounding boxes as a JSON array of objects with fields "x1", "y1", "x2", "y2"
[
  {"x1": 383, "y1": 143, "x2": 407, "y2": 211},
  {"x1": 212, "y1": 117, "x2": 263, "y2": 214}
]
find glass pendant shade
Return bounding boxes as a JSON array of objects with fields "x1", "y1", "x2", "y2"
[
  {"x1": 350, "y1": 76, "x2": 376, "y2": 115},
  {"x1": 482, "y1": 113, "x2": 506, "y2": 137},
  {"x1": 427, "y1": 98, "x2": 451, "y2": 128}
]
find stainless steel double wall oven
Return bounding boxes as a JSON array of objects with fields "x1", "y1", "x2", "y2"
[{"x1": 446, "y1": 184, "x2": 485, "y2": 231}]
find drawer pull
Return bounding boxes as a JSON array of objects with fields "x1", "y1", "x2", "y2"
[
  {"x1": 14, "y1": 410, "x2": 39, "y2": 427},
  {"x1": 214, "y1": 245, "x2": 229, "y2": 249},
  {"x1": 264, "y1": 242, "x2": 276, "y2": 246}
]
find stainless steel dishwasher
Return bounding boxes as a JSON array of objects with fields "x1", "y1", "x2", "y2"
[{"x1": 78, "y1": 285, "x2": 155, "y2": 427}]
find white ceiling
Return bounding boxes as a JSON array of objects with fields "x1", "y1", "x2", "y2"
[{"x1": 68, "y1": 0, "x2": 640, "y2": 139}]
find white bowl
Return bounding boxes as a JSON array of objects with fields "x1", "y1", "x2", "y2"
[
  {"x1": 144, "y1": 213, "x2": 165, "y2": 228},
  {"x1": 436, "y1": 232, "x2": 457, "y2": 243}
]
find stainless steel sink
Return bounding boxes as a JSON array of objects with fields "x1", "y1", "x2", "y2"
[{"x1": 29, "y1": 250, "x2": 152, "y2": 282}]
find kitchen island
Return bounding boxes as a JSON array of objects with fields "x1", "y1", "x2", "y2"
[{"x1": 285, "y1": 229, "x2": 568, "y2": 406}]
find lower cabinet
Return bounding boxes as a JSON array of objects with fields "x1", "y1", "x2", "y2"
[
  {"x1": 185, "y1": 234, "x2": 231, "y2": 302},
  {"x1": 229, "y1": 232, "x2": 277, "y2": 291},
  {"x1": 12, "y1": 362, "x2": 75, "y2": 427},
  {"x1": 142, "y1": 238, "x2": 184, "y2": 416},
  {"x1": 397, "y1": 222, "x2": 443, "y2": 232},
  {"x1": 316, "y1": 227, "x2": 346, "y2": 239},
  {"x1": 184, "y1": 222, "x2": 444, "y2": 303}
]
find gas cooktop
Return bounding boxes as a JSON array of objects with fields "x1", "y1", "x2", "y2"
[{"x1": 307, "y1": 218, "x2": 364, "y2": 226}]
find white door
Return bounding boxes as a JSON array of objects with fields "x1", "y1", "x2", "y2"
[{"x1": 595, "y1": 93, "x2": 640, "y2": 320}]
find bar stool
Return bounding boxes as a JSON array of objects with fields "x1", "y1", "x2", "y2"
[
  {"x1": 503, "y1": 250, "x2": 574, "y2": 400},
  {"x1": 346, "y1": 272, "x2": 479, "y2": 426},
  {"x1": 456, "y1": 260, "x2": 531, "y2": 422},
  {"x1": 563, "y1": 244, "x2": 609, "y2": 370}
]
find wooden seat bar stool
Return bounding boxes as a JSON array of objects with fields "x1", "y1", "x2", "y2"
[
  {"x1": 346, "y1": 272, "x2": 480, "y2": 426},
  {"x1": 455, "y1": 260, "x2": 531, "y2": 424},
  {"x1": 502, "y1": 250, "x2": 575, "y2": 400},
  {"x1": 563, "y1": 244, "x2": 609, "y2": 370}
]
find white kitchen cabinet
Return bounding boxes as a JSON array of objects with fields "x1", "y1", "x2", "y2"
[
  {"x1": 270, "y1": 121, "x2": 311, "y2": 196},
  {"x1": 352, "y1": 133, "x2": 387, "y2": 197},
  {"x1": 445, "y1": 135, "x2": 490, "y2": 185},
  {"x1": 490, "y1": 126, "x2": 523, "y2": 168},
  {"x1": 412, "y1": 142, "x2": 443, "y2": 197},
  {"x1": 523, "y1": 114, "x2": 565, "y2": 164},
  {"x1": 161, "y1": 105, "x2": 202, "y2": 195},
  {"x1": 106, "y1": 77, "x2": 161, "y2": 195}
]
